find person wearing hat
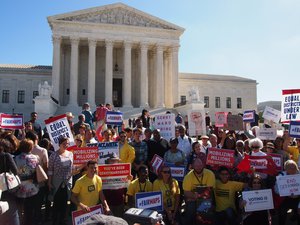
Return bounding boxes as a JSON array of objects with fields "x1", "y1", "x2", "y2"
[
  {"x1": 164, "y1": 137, "x2": 185, "y2": 166},
  {"x1": 71, "y1": 160, "x2": 111, "y2": 214},
  {"x1": 265, "y1": 142, "x2": 276, "y2": 154},
  {"x1": 199, "y1": 135, "x2": 211, "y2": 155}
]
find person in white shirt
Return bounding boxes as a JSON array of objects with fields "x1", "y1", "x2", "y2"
[
  {"x1": 249, "y1": 138, "x2": 266, "y2": 156},
  {"x1": 177, "y1": 125, "x2": 192, "y2": 159}
]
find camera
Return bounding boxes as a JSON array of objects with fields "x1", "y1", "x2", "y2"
[{"x1": 124, "y1": 208, "x2": 165, "y2": 225}]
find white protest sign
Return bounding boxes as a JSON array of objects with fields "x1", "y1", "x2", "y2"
[
  {"x1": 45, "y1": 114, "x2": 74, "y2": 150},
  {"x1": 263, "y1": 106, "x2": 281, "y2": 123},
  {"x1": 154, "y1": 113, "x2": 175, "y2": 141},
  {"x1": 256, "y1": 128, "x2": 277, "y2": 140},
  {"x1": 0, "y1": 113, "x2": 23, "y2": 129},
  {"x1": 276, "y1": 174, "x2": 300, "y2": 197},
  {"x1": 150, "y1": 154, "x2": 164, "y2": 175},
  {"x1": 242, "y1": 189, "x2": 274, "y2": 212},
  {"x1": 135, "y1": 191, "x2": 163, "y2": 211},
  {"x1": 215, "y1": 112, "x2": 228, "y2": 127},
  {"x1": 281, "y1": 89, "x2": 300, "y2": 123},
  {"x1": 188, "y1": 109, "x2": 206, "y2": 136}
]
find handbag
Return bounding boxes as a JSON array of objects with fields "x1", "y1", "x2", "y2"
[
  {"x1": 0, "y1": 154, "x2": 20, "y2": 191},
  {"x1": 36, "y1": 164, "x2": 48, "y2": 183}
]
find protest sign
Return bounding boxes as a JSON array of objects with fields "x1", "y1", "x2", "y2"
[
  {"x1": 206, "y1": 148, "x2": 235, "y2": 168},
  {"x1": 256, "y1": 128, "x2": 277, "y2": 140},
  {"x1": 267, "y1": 153, "x2": 283, "y2": 171},
  {"x1": 276, "y1": 174, "x2": 300, "y2": 197},
  {"x1": 105, "y1": 111, "x2": 123, "y2": 126},
  {"x1": 188, "y1": 109, "x2": 206, "y2": 136},
  {"x1": 263, "y1": 106, "x2": 281, "y2": 123},
  {"x1": 71, "y1": 204, "x2": 103, "y2": 225},
  {"x1": 45, "y1": 114, "x2": 74, "y2": 150},
  {"x1": 98, "y1": 163, "x2": 131, "y2": 190},
  {"x1": 150, "y1": 154, "x2": 164, "y2": 175},
  {"x1": 289, "y1": 121, "x2": 300, "y2": 138},
  {"x1": 227, "y1": 114, "x2": 243, "y2": 131},
  {"x1": 73, "y1": 146, "x2": 99, "y2": 165},
  {"x1": 97, "y1": 141, "x2": 119, "y2": 164},
  {"x1": 0, "y1": 113, "x2": 23, "y2": 129},
  {"x1": 242, "y1": 189, "x2": 274, "y2": 212},
  {"x1": 195, "y1": 186, "x2": 215, "y2": 223},
  {"x1": 154, "y1": 113, "x2": 175, "y2": 141},
  {"x1": 281, "y1": 89, "x2": 300, "y2": 123},
  {"x1": 163, "y1": 162, "x2": 186, "y2": 182},
  {"x1": 135, "y1": 191, "x2": 163, "y2": 211},
  {"x1": 214, "y1": 112, "x2": 228, "y2": 127},
  {"x1": 243, "y1": 110, "x2": 255, "y2": 123}
]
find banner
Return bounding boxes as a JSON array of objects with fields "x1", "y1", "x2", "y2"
[
  {"x1": 256, "y1": 128, "x2": 277, "y2": 140},
  {"x1": 164, "y1": 162, "x2": 186, "y2": 182},
  {"x1": 267, "y1": 153, "x2": 283, "y2": 171},
  {"x1": 97, "y1": 142, "x2": 119, "y2": 165},
  {"x1": 214, "y1": 112, "x2": 228, "y2": 127},
  {"x1": 154, "y1": 113, "x2": 175, "y2": 141},
  {"x1": 242, "y1": 189, "x2": 274, "y2": 212},
  {"x1": 135, "y1": 191, "x2": 163, "y2": 211},
  {"x1": 71, "y1": 204, "x2": 103, "y2": 225},
  {"x1": 45, "y1": 114, "x2": 74, "y2": 150},
  {"x1": 150, "y1": 154, "x2": 164, "y2": 175},
  {"x1": 188, "y1": 109, "x2": 206, "y2": 136},
  {"x1": 276, "y1": 174, "x2": 300, "y2": 197},
  {"x1": 98, "y1": 163, "x2": 131, "y2": 190},
  {"x1": 105, "y1": 111, "x2": 123, "y2": 126},
  {"x1": 73, "y1": 146, "x2": 99, "y2": 165},
  {"x1": 227, "y1": 114, "x2": 243, "y2": 131},
  {"x1": 262, "y1": 106, "x2": 281, "y2": 123},
  {"x1": 289, "y1": 121, "x2": 300, "y2": 138},
  {"x1": 281, "y1": 89, "x2": 300, "y2": 123},
  {"x1": 206, "y1": 148, "x2": 235, "y2": 168},
  {"x1": 0, "y1": 113, "x2": 23, "y2": 129},
  {"x1": 243, "y1": 110, "x2": 255, "y2": 123}
]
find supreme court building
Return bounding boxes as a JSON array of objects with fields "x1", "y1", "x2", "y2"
[{"x1": 0, "y1": 3, "x2": 257, "y2": 121}]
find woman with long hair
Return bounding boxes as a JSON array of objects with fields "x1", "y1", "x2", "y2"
[{"x1": 153, "y1": 165, "x2": 180, "y2": 225}]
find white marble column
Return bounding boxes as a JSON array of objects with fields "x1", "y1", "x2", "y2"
[
  {"x1": 155, "y1": 45, "x2": 165, "y2": 108},
  {"x1": 68, "y1": 37, "x2": 80, "y2": 106},
  {"x1": 87, "y1": 39, "x2": 97, "y2": 108},
  {"x1": 123, "y1": 41, "x2": 132, "y2": 108},
  {"x1": 164, "y1": 52, "x2": 172, "y2": 108},
  {"x1": 172, "y1": 45, "x2": 179, "y2": 104},
  {"x1": 140, "y1": 42, "x2": 149, "y2": 108},
  {"x1": 51, "y1": 35, "x2": 61, "y2": 103},
  {"x1": 105, "y1": 40, "x2": 113, "y2": 104}
]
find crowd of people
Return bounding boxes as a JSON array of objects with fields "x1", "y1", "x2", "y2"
[{"x1": 0, "y1": 103, "x2": 300, "y2": 225}]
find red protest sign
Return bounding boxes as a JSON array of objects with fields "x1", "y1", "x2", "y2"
[
  {"x1": 71, "y1": 204, "x2": 103, "y2": 225},
  {"x1": 206, "y1": 148, "x2": 235, "y2": 168},
  {"x1": 0, "y1": 113, "x2": 23, "y2": 129},
  {"x1": 72, "y1": 146, "x2": 99, "y2": 165}
]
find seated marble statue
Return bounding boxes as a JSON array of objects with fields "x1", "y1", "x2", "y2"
[{"x1": 38, "y1": 81, "x2": 52, "y2": 97}]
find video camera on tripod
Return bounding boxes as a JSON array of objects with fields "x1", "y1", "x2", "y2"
[{"x1": 124, "y1": 208, "x2": 165, "y2": 225}]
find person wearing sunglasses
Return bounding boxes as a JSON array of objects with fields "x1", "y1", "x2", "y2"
[
  {"x1": 248, "y1": 138, "x2": 266, "y2": 156},
  {"x1": 153, "y1": 165, "x2": 180, "y2": 225}
]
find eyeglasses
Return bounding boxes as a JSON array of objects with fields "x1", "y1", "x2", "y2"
[
  {"x1": 162, "y1": 171, "x2": 171, "y2": 174},
  {"x1": 251, "y1": 146, "x2": 260, "y2": 149}
]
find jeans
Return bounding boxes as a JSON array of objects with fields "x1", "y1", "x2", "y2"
[{"x1": 0, "y1": 192, "x2": 20, "y2": 225}]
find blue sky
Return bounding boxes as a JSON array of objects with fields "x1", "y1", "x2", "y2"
[{"x1": 1, "y1": 0, "x2": 299, "y2": 103}]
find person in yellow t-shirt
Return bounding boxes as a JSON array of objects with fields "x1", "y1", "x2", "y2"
[
  {"x1": 153, "y1": 165, "x2": 180, "y2": 225},
  {"x1": 283, "y1": 133, "x2": 300, "y2": 163},
  {"x1": 118, "y1": 131, "x2": 135, "y2": 164},
  {"x1": 215, "y1": 166, "x2": 245, "y2": 225},
  {"x1": 71, "y1": 160, "x2": 111, "y2": 214},
  {"x1": 127, "y1": 165, "x2": 152, "y2": 207}
]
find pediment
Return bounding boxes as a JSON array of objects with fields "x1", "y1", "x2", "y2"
[{"x1": 48, "y1": 3, "x2": 184, "y2": 32}]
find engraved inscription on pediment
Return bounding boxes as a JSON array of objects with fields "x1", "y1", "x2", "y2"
[{"x1": 59, "y1": 8, "x2": 175, "y2": 30}]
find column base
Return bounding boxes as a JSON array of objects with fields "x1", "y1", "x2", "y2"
[
  {"x1": 155, "y1": 103, "x2": 165, "y2": 108},
  {"x1": 139, "y1": 103, "x2": 149, "y2": 109}
]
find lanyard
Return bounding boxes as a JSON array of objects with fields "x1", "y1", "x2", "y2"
[
  {"x1": 193, "y1": 171, "x2": 203, "y2": 185},
  {"x1": 139, "y1": 181, "x2": 147, "y2": 192}
]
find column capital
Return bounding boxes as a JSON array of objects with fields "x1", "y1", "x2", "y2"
[
  {"x1": 156, "y1": 44, "x2": 164, "y2": 52},
  {"x1": 52, "y1": 35, "x2": 62, "y2": 43},
  {"x1": 88, "y1": 39, "x2": 97, "y2": 47},
  {"x1": 171, "y1": 44, "x2": 180, "y2": 52},
  {"x1": 140, "y1": 42, "x2": 149, "y2": 51},
  {"x1": 123, "y1": 40, "x2": 133, "y2": 49},
  {"x1": 70, "y1": 37, "x2": 80, "y2": 45},
  {"x1": 105, "y1": 40, "x2": 114, "y2": 48}
]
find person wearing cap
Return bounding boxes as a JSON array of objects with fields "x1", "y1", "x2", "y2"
[
  {"x1": 71, "y1": 160, "x2": 111, "y2": 214},
  {"x1": 164, "y1": 138, "x2": 185, "y2": 166},
  {"x1": 199, "y1": 135, "x2": 211, "y2": 155},
  {"x1": 265, "y1": 142, "x2": 276, "y2": 154}
]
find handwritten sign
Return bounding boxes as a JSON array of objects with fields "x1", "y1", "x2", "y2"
[
  {"x1": 214, "y1": 112, "x2": 228, "y2": 127},
  {"x1": 206, "y1": 148, "x2": 235, "y2": 168},
  {"x1": 227, "y1": 114, "x2": 243, "y2": 131},
  {"x1": 256, "y1": 128, "x2": 277, "y2": 140},
  {"x1": 243, "y1": 110, "x2": 255, "y2": 123},
  {"x1": 105, "y1": 111, "x2": 123, "y2": 126},
  {"x1": 263, "y1": 106, "x2": 281, "y2": 123},
  {"x1": 242, "y1": 189, "x2": 274, "y2": 212},
  {"x1": 281, "y1": 89, "x2": 300, "y2": 123},
  {"x1": 0, "y1": 113, "x2": 23, "y2": 129},
  {"x1": 97, "y1": 142, "x2": 119, "y2": 165},
  {"x1": 154, "y1": 113, "x2": 175, "y2": 141},
  {"x1": 150, "y1": 154, "x2": 164, "y2": 175},
  {"x1": 98, "y1": 163, "x2": 131, "y2": 190},
  {"x1": 289, "y1": 121, "x2": 300, "y2": 138},
  {"x1": 188, "y1": 109, "x2": 206, "y2": 136},
  {"x1": 276, "y1": 174, "x2": 300, "y2": 197},
  {"x1": 73, "y1": 147, "x2": 99, "y2": 165},
  {"x1": 45, "y1": 114, "x2": 74, "y2": 150},
  {"x1": 135, "y1": 191, "x2": 163, "y2": 211},
  {"x1": 71, "y1": 204, "x2": 103, "y2": 225}
]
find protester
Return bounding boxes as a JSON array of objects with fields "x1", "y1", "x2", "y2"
[
  {"x1": 199, "y1": 135, "x2": 211, "y2": 154},
  {"x1": 73, "y1": 114, "x2": 91, "y2": 135},
  {"x1": 28, "y1": 112, "x2": 43, "y2": 140},
  {"x1": 249, "y1": 138, "x2": 266, "y2": 156},
  {"x1": 164, "y1": 138, "x2": 185, "y2": 166},
  {"x1": 118, "y1": 131, "x2": 135, "y2": 164},
  {"x1": 141, "y1": 109, "x2": 150, "y2": 128}
]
